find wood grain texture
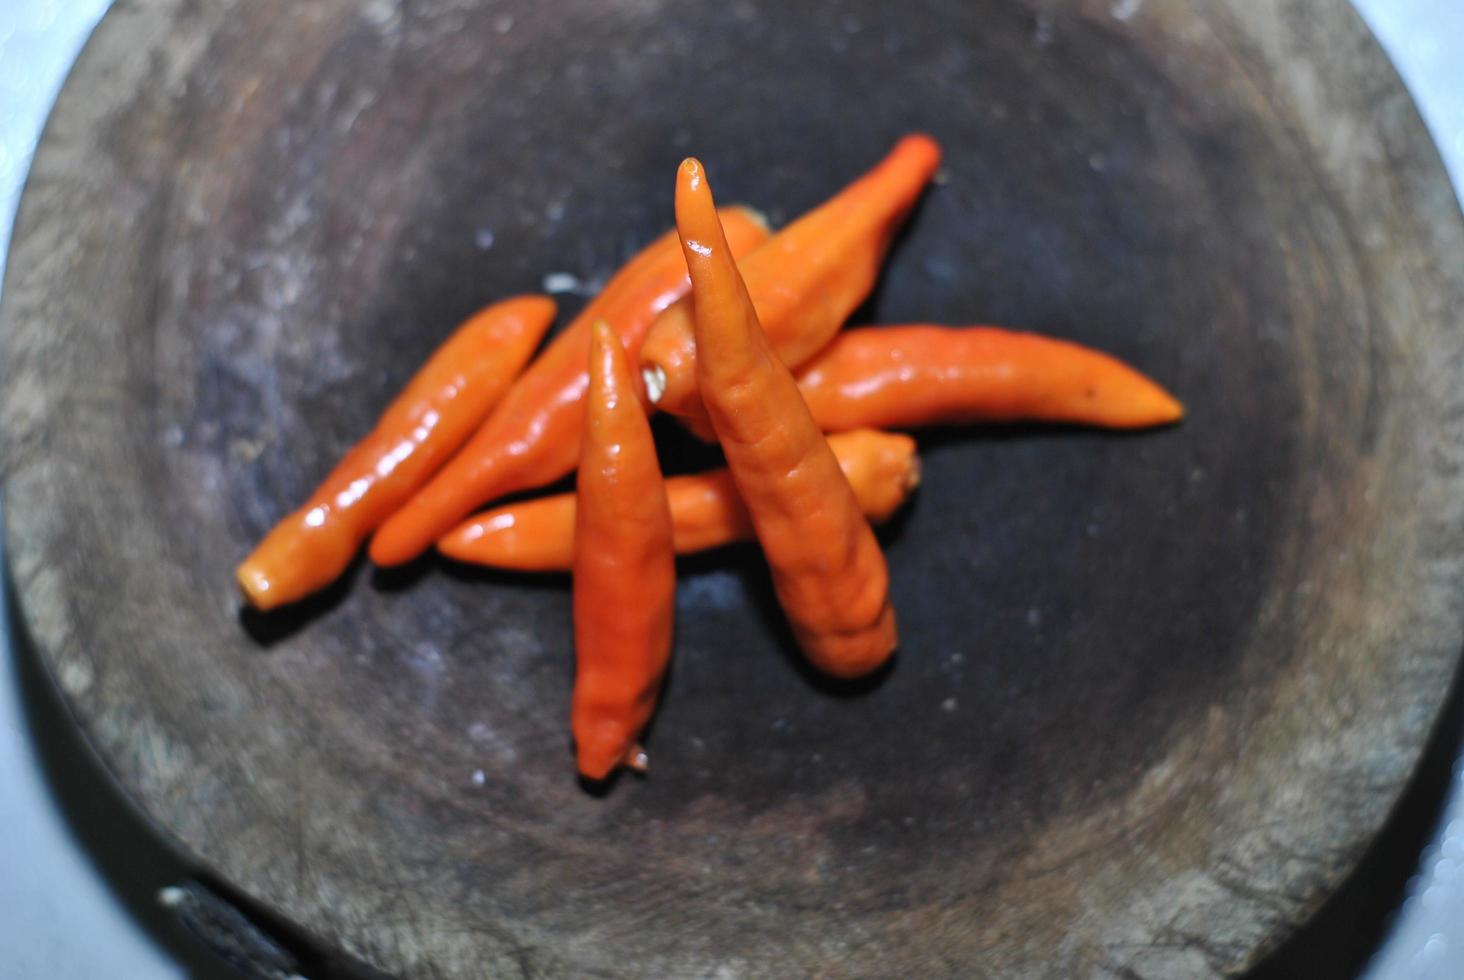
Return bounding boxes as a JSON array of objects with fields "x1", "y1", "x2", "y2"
[{"x1": 4, "y1": 0, "x2": 1464, "y2": 977}]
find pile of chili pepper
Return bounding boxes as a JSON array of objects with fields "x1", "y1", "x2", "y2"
[{"x1": 236, "y1": 135, "x2": 1183, "y2": 782}]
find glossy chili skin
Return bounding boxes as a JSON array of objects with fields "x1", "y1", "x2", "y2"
[
  {"x1": 795, "y1": 325, "x2": 1185, "y2": 432},
  {"x1": 571, "y1": 320, "x2": 676, "y2": 781},
  {"x1": 669, "y1": 324, "x2": 1185, "y2": 443},
  {"x1": 640, "y1": 134, "x2": 941, "y2": 425},
  {"x1": 437, "y1": 429, "x2": 921, "y2": 572},
  {"x1": 369, "y1": 208, "x2": 768, "y2": 567},
  {"x1": 676, "y1": 158, "x2": 897, "y2": 680},
  {"x1": 235, "y1": 294, "x2": 556, "y2": 610}
]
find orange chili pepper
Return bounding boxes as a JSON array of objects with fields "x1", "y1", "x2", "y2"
[
  {"x1": 438, "y1": 429, "x2": 920, "y2": 572},
  {"x1": 640, "y1": 134, "x2": 941, "y2": 425},
  {"x1": 235, "y1": 294, "x2": 556, "y2": 610},
  {"x1": 369, "y1": 208, "x2": 769, "y2": 567},
  {"x1": 572, "y1": 320, "x2": 676, "y2": 781},
  {"x1": 676, "y1": 158, "x2": 897, "y2": 680},
  {"x1": 796, "y1": 325, "x2": 1185, "y2": 432},
  {"x1": 669, "y1": 324, "x2": 1185, "y2": 443}
]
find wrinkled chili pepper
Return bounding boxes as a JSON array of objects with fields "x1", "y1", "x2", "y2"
[
  {"x1": 438, "y1": 429, "x2": 920, "y2": 572},
  {"x1": 795, "y1": 325, "x2": 1184, "y2": 432},
  {"x1": 640, "y1": 134, "x2": 941, "y2": 427},
  {"x1": 676, "y1": 158, "x2": 897, "y2": 680},
  {"x1": 235, "y1": 294, "x2": 556, "y2": 610},
  {"x1": 572, "y1": 320, "x2": 676, "y2": 781},
  {"x1": 368, "y1": 208, "x2": 769, "y2": 567}
]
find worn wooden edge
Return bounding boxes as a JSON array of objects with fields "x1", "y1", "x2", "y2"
[
  {"x1": 0, "y1": 0, "x2": 373, "y2": 971},
  {"x1": 2, "y1": 0, "x2": 1464, "y2": 977}
]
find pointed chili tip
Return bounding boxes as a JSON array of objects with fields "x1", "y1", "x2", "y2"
[
  {"x1": 513, "y1": 293, "x2": 558, "y2": 318},
  {"x1": 1153, "y1": 375, "x2": 1185, "y2": 421},
  {"x1": 577, "y1": 736, "x2": 631, "y2": 782},
  {"x1": 235, "y1": 560, "x2": 275, "y2": 611},
  {"x1": 589, "y1": 317, "x2": 616, "y2": 348},
  {"x1": 897, "y1": 132, "x2": 944, "y2": 164},
  {"x1": 675, "y1": 156, "x2": 723, "y2": 259},
  {"x1": 587, "y1": 318, "x2": 621, "y2": 394},
  {"x1": 528, "y1": 294, "x2": 559, "y2": 323},
  {"x1": 1130, "y1": 375, "x2": 1185, "y2": 426},
  {"x1": 677, "y1": 157, "x2": 713, "y2": 205},
  {"x1": 577, "y1": 760, "x2": 614, "y2": 783},
  {"x1": 434, "y1": 519, "x2": 476, "y2": 561},
  {"x1": 678, "y1": 156, "x2": 704, "y2": 188}
]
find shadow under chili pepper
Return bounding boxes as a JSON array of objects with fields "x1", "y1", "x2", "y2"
[
  {"x1": 845, "y1": 178, "x2": 941, "y2": 328},
  {"x1": 572, "y1": 734, "x2": 662, "y2": 798},
  {"x1": 902, "y1": 417, "x2": 1181, "y2": 456},
  {"x1": 649, "y1": 412, "x2": 725, "y2": 476},
  {"x1": 236, "y1": 554, "x2": 363, "y2": 648},
  {"x1": 873, "y1": 487, "x2": 922, "y2": 545},
  {"x1": 366, "y1": 548, "x2": 440, "y2": 594},
  {"x1": 720, "y1": 546, "x2": 898, "y2": 699},
  {"x1": 437, "y1": 556, "x2": 570, "y2": 595},
  {"x1": 576, "y1": 771, "x2": 619, "y2": 798}
]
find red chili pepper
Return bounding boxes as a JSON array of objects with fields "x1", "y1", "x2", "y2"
[
  {"x1": 369, "y1": 209, "x2": 769, "y2": 567},
  {"x1": 669, "y1": 324, "x2": 1184, "y2": 443},
  {"x1": 676, "y1": 157, "x2": 897, "y2": 679},
  {"x1": 798, "y1": 325, "x2": 1184, "y2": 430},
  {"x1": 572, "y1": 320, "x2": 676, "y2": 780},
  {"x1": 438, "y1": 429, "x2": 921, "y2": 572},
  {"x1": 640, "y1": 135, "x2": 941, "y2": 427},
  {"x1": 236, "y1": 295, "x2": 556, "y2": 609}
]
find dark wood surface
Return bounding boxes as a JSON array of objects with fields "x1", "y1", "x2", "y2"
[{"x1": 4, "y1": 0, "x2": 1464, "y2": 976}]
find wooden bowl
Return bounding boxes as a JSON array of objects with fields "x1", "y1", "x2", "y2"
[{"x1": 5, "y1": 0, "x2": 1464, "y2": 976}]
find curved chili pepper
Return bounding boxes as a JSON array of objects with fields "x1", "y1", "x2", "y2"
[
  {"x1": 235, "y1": 294, "x2": 556, "y2": 610},
  {"x1": 676, "y1": 158, "x2": 897, "y2": 679},
  {"x1": 572, "y1": 320, "x2": 676, "y2": 781},
  {"x1": 670, "y1": 324, "x2": 1185, "y2": 443},
  {"x1": 369, "y1": 208, "x2": 769, "y2": 567},
  {"x1": 795, "y1": 325, "x2": 1184, "y2": 432},
  {"x1": 438, "y1": 429, "x2": 920, "y2": 572},
  {"x1": 640, "y1": 134, "x2": 941, "y2": 425}
]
